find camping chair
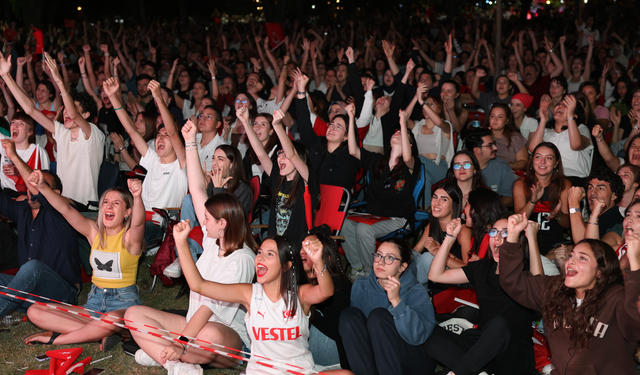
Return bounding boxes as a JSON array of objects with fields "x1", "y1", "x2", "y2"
[
  {"x1": 314, "y1": 184, "x2": 351, "y2": 240},
  {"x1": 377, "y1": 163, "x2": 430, "y2": 244}
]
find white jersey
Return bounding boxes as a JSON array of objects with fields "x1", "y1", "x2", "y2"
[
  {"x1": 245, "y1": 283, "x2": 314, "y2": 375},
  {"x1": 0, "y1": 138, "x2": 50, "y2": 192}
]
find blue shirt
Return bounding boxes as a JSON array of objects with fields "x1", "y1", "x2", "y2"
[
  {"x1": 0, "y1": 192, "x2": 81, "y2": 285},
  {"x1": 481, "y1": 158, "x2": 515, "y2": 197}
]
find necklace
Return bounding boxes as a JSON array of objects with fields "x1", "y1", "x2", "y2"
[{"x1": 71, "y1": 137, "x2": 78, "y2": 141}]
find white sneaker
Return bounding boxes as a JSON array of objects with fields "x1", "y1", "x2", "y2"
[
  {"x1": 166, "y1": 362, "x2": 203, "y2": 375},
  {"x1": 134, "y1": 349, "x2": 161, "y2": 367},
  {"x1": 347, "y1": 268, "x2": 368, "y2": 281},
  {"x1": 163, "y1": 258, "x2": 183, "y2": 278}
]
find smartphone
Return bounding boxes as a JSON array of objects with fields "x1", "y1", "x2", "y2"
[
  {"x1": 83, "y1": 369, "x2": 105, "y2": 375},
  {"x1": 35, "y1": 354, "x2": 50, "y2": 361}
]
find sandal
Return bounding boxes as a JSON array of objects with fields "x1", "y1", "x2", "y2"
[
  {"x1": 100, "y1": 334, "x2": 123, "y2": 352},
  {"x1": 24, "y1": 330, "x2": 61, "y2": 345}
]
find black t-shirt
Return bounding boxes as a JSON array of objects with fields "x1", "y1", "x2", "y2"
[
  {"x1": 312, "y1": 276, "x2": 352, "y2": 342},
  {"x1": 359, "y1": 149, "x2": 418, "y2": 220},
  {"x1": 463, "y1": 259, "x2": 535, "y2": 374},
  {"x1": 267, "y1": 162, "x2": 318, "y2": 245},
  {"x1": 98, "y1": 107, "x2": 124, "y2": 136},
  {"x1": 598, "y1": 206, "x2": 624, "y2": 238}
]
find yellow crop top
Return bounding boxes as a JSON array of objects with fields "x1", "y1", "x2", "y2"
[{"x1": 90, "y1": 228, "x2": 140, "y2": 289}]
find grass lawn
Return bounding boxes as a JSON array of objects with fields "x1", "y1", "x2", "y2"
[{"x1": 0, "y1": 255, "x2": 245, "y2": 375}]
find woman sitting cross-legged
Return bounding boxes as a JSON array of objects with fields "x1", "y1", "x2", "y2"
[
  {"x1": 124, "y1": 119, "x2": 258, "y2": 373},
  {"x1": 24, "y1": 175, "x2": 145, "y2": 352}
]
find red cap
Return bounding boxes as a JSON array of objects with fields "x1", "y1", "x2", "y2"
[{"x1": 512, "y1": 93, "x2": 533, "y2": 110}]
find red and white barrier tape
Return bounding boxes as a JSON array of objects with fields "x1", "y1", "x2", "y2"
[{"x1": 0, "y1": 285, "x2": 323, "y2": 375}]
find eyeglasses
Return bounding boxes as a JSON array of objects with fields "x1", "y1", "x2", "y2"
[
  {"x1": 198, "y1": 114, "x2": 215, "y2": 121},
  {"x1": 488, "y1": 228, "x2": 508, "y2": 238},
  {"x1": 453, "y1": 162, "x2": 472, "y2": 170},
  {"x1": 372, "y1": 252, "x2": 401, "y2": 265},
  {"x1": 327, "y1": 123, "x2": 345, "y2": 132},
  {"x1": 480, "y1": 142, "x2": 497, "y2": 148},
  {"x1": 235, "y1": 99, "x2": 248, "y2": 104}
]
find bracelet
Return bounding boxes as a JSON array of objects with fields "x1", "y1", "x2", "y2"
[
  {"x1": 445, "y1": 232, "x2": 455, "y2": 238},
  {"x1": 61, "y1": 92, "x2": 69, "y2": 97},
  {"x1": 530, "y1": 199, "x2": 537, "y2": 205},
  {"x1": 114, "y1": 151, "x2": 121, "y2": 155},
  {"x1": 60, "y1": 63, "x2": 66, "y2": 67},
  {"x1": 113, "y1": 105, "x2": 124, "y2": 111},
  {"x1": 104, "y1": 53, "x2": 110, "y2": 56},
  {"x1": 81, "y1": 73, "x2": 88, "y2": 77},
  {"x1": 588, "y1": 221, "x2": 599, "y2": 225},
  {"x1": 596, "y1": 138, "x2": 603, "y2": 143},
  {"x1": 297, "y1": 91, "x2": 306, "y2": 96},
  {"x1": 185, "y1": 142, "x2": 197, "y2": 146},
  {"x1": 313, "y1": 263, "x2": 327, "y2": 276},
  {"x1": 117, "y1": 146, "x2": 125, "y2": 153}
]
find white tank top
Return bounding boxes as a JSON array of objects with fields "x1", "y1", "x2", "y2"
[{"x1": 245, "y1": 283, "x2": 314, "y2": 374}]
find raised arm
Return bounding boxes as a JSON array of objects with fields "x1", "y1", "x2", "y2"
[
  {"x1": 273, "y1": 106, "x2": 309, "y2": 183},
  {"x1": 382, "y1": 40, "x2": 399, "y2": 76},
  {"x1": 165, "y1": 59, "x2": 178, "y2": 90},
  {"x1": 181, "y1": 119, "x2": 209, "y2": 225},
  {"x1": 346, "y1": 103, "x2": 360, "y2": 160},
  {"x1": 125, "y1": 178, "x2": 145, "y2": 255},
  {"x1": 507, "y1": 71, "x2": 529, "y2": 95},
  {"x1": 78, "y1": 57, "x2": 102, "y2": 110},
  {"x1": 528, "y1": 101, "x2": 547, "y2": 153},
  {"x1": 592, "y1": 124, "x2": 621, "y2": 171},
  {"x1": 27, "y1": 170, "x2": 96, "y2": 240},
  {"x1": 525, "y1": 220, "x2": 544, "y2": 276},
  {"x1": 149, "y1": 80, "x2": 185, "y2": 168},
  {"x1": 559, "y1": 36, "x2": 571, "y2": 79},
  {"x1": 84, "y1": 45, "x2": 98, "y2": 90},
  {"x1": 104, "y1": 77, "x2": 148, "y2": 156},
  {"x1": 240, "y1": 105, "x2": 273, "y2": 175},
  {"x1": 428, "y1": 219, "x2": 469, "y2": 284},
  {"x1": 563, "y1": 95, "x2": 590, "y2": 150},
  {"x1": 263, "y1": 37, "x2": 281, "y2": 79},
  {"x1": 298, "y1": 237, "x2": 334, "y2": 310},
  {"x1": 2, "y1": 139, "x2": 35, "y2": 195},
  {"x1": 568, "y1": 186, "x2": 587, "y2": 243},
  {"x1": 0, "y1": 52, "x2": 55, "y2": 134},
  {"x1": 207, "y1": 59, "x2": 219, "y2": 101},
  {"x1": 544, "y1": 38, "x2": 564, "y2": 78},
  {"x1": 44, "y1": 53, "x2": 93, "y2": 139},
  {"x1": 582, "y1": 36, "x2": 594, "y2": 82},
  {"x1": 399, "y1": 109, "x2": 415, "y2": 170},
  {"x1": 0, "y1": 80, "x2": 15, "y2": 121},
  {"x1": 114, "y1": 42, "x2": 134, "y2": 82}
]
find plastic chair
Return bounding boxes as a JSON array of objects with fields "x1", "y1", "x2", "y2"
[{"x1": 315, "y1": 184, "x2": 351, "y2": 237}]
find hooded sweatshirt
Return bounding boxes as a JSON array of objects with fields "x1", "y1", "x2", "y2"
[
  {"x1": 499, "y1": 241, "x2": 640, "y2": 375},
  {"x1": 350, "y1": 266, "x2": 436, "y2": 346}
]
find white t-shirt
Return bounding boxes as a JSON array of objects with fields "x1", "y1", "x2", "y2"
[
  {"x1": 0, "y1": 138, "x2": 50, "y2": 192},
  {"x1": 186, "y1": 227, "x2": 256, "y2": 347},
  {"x1": 53, "y1": 121, "x2": 105, "y2": 205},
  {"x1": 256, "y1": 97, "x2": 283, "y2": 116},
  {"x1": 543, "y1": 124, "x2": 593, "y2": 178},
  {"x1": 245, "y1": 283, "x2": 314, "y2": 375},
  {"x1": 197, "y1": 133, "x2": 228, "y2": 172},
  {"x1": 363, "y1": 116, "x2": 383, "y2": 148},
  {"x1": 577, "y1": 23, "x2": 600, "y2": 48},
  {"x1": 139, "y1": 148, "x2": 188, "y2": 210},
  {"x1": 519, "y1": 116, "x2": 539, "y2": 140},
  {"x1": 182, "y1": 99, "x2": 197, "y2": 121}
]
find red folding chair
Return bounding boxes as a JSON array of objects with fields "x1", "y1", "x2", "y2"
[{"x1": 314, "y1": 184, "x2": 351, "y2": 236}]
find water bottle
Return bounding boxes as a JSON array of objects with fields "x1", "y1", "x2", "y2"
[
  {"x1": 1, "y1": 315, "x2": 27, "y2": 327},
  {"x1": 471, "y1": 114, "x2": 481, "y2": 128}
]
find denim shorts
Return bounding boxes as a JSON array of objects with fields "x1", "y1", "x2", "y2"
[{"x1": 83, "y1": 284, "x2": 141, "y2": 317}]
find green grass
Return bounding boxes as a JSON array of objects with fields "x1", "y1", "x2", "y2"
[{"x1": 0, "y1": 255, "x2": 245, "y2": 375}]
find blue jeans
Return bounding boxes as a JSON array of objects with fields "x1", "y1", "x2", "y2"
[
  {"x1": 175, "y1": 194, "x2": 203, "y2": 262},
  {"x1": 0, "y1": 259, "x2": 79, "y2": 318},
  {"x1": 83, "y1": 284, "x2": 141, "y2": 317},
  {"x1": 420, "y1": 156, "x2": 448, "y2": 208},
  {"x1": 410, "y1": 249, "x2": 434, "y2": 288},
  {"x1": 308, "y1": 325, "x2": 340, "y2": 366}
]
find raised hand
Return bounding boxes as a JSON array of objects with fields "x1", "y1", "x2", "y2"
[
  {"x1": 345, "y1": 46, "x2": 355, "y2": 63},
  {"x1": 43, "y1": 52, "x2": 62, "y2": 82},
  {"x1": 592, "y1": 124, "x2": 604, "y2": 142},
  {"x1": 445, "y1": 218, "x2": 463, "y2": 238},
  {"x1": 173, "y1": 219, "x2": 192, "y2": 243},
  {"x1": 405, "y1": 58, "x2": 416, "y2": 73},
  {"x1": 539, "y1": 99, "x2": 549, "y2": 122},
  {"x1": 399, "y1": 109, "x2": 409, "y2": 126},
  {"x1": 207, "y1": 58, "x2": 217, "y2": 78},
  {"x1": 476, "y1": 69, "x2": 487, "y2": 78},
  {"x1": 530, "y1": 182, "x2": 544, "y2": 203},
  {"x1": 525, "y1": 220, "x2": 540, "y2": 240},
  {"x1": 181, "y1": 119, "x2": 198, "y2": 143},
  {"x1": 127, "y1": 178, "x2": 142, "y2": 198},
  {"x1": 27, "y1": 170, "x2": 45, "y2": 189},
  {"x1": 558, "y1": 36, "x2": 566, "y2": 44},
  {"x1": 444, "y1": 34, "x2": 453, "y2": 55},
  {"x1": 250, "y1": 57, "x2": 261, "y2": 72},
  {"x1": 567, "y1": 186, "x2": 586, "y2": 208},
  {"x1": 147, "y1": 80, "x2": 162, "y2": 100},
  {"x1": 100, "y1": 44, "x2": 109, "y2": 55},
  {"x1": 17, "y1": 57, "x2": 26, "y2": 67},
  {"x1": 78, "y1": 56, "x2": 86, "y2": 69},
  {"x1": 0, "y1": 51, "x2": 13, "y2": 76},
  {"x1": 302, "y1": 236, "x2": 325, "y2": 271},
  {"x1": 344, "y1": 103, "x2": 355, "y2": 118},
  {"x1": 103, "y1": 77, "x2": 120, "y2": 97},
  {"x1": 562, "y1": 95, "x2": 577, "y2": 120},
  {"x1": 1, "y1": 139, "x2": 17, "y2": 160},
  {"x1": 610, "y1": 106, "x2": 621, "y2": 125},
  {"x1": 83, "y1": 44, "x2": 91, "y2": 53},
  {"x1": 170, "y1": 59, "x2": 179, "y2": 74},
  {"x1": 382, "y1": 40, "x2": 395, "y2": 59},
  {"x1": 507, "y1": 72, "x2": 519, "y2": 82},
  {"x1": 272, "y1": 109, "x2": 285, "y2": 125},
  {"x1": 365, "y1": 77, "x2": 375, "y2": 92},
  {"x1": 507, "y1": 213, "x2": 529, "y2": 236}
]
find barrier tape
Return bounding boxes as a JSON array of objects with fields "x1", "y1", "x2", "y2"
[{"x1": 0, "y1": 285, "x2": 323, "y2": 375}]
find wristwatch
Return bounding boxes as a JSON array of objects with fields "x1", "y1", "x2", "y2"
[
  {"x1": 569, "y1": 207, "x2": 580, "y2": 214},
  {"x1": 178, "y1": 336, "x2": 189, "y2": 355}
]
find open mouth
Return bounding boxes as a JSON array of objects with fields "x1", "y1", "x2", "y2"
[
  {"x1": 256, "y1": 264, "x2": 268, "y2": 278},
  {"x1": 105, "y1": 212, "x2": 115, "y2": 221},
  {"x1": 626, "y1": 226, "x2": 634, "y2": 236},
  {"x1": 279, "y1": 162, "x2": 287, "y2": 171},
  {"x1": 11, "y1": 130, "x2": 19, "y2": 138},
  {"x1": 566, "y1": 267, "x2": 577, "y2": 277}
]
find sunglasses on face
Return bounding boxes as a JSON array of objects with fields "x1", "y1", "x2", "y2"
[{"x1": 453, "y1": 163, "x2": 472, "y2": 170}]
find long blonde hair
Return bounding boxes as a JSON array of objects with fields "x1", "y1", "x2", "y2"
[{"x1": 95, "y1": 187, "x2": 134, "y2": 250}]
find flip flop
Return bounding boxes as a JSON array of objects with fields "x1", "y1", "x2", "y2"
[
  {"x1": 101, "y1": 334, "x2": 122, "y2": 352},
  {"x1": 24, "y1": 330, "x2": 61, "y2": 345}
]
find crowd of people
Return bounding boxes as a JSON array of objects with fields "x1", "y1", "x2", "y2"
[{"x1": 1, "y1": 3, "x2": 640, "y2": 374}]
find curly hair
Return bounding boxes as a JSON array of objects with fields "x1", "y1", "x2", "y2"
[
  {"x1": 71, "y1": 91, "x2": 98, "y2": 122},
  {"x1": 542, "y1": 239, "x2": 623, "y2": 349},
  {"x1": 585, "y1": 167, "x2": 624, "y2": 206}
]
